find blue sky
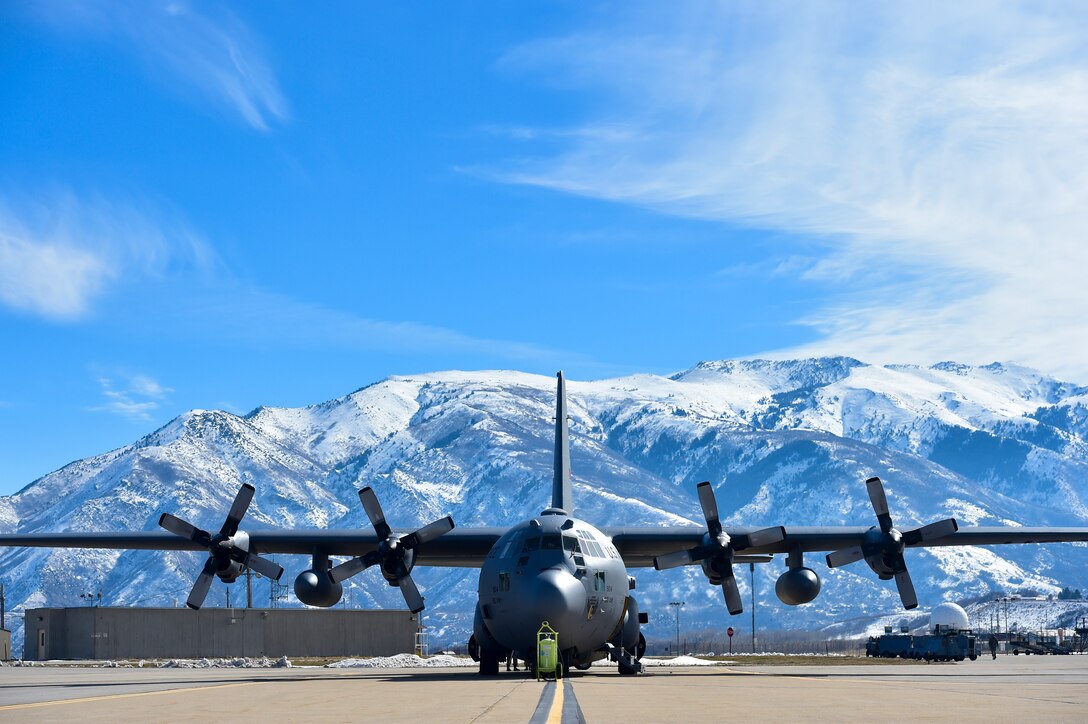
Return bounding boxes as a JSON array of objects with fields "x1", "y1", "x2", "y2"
[{"x1": 2, "y1": 1, "x2": 1086, "y2": 494}]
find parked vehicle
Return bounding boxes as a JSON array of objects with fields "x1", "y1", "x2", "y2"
[{"x1": 866, "y1": 626, "x2": 978, "y2": 662}]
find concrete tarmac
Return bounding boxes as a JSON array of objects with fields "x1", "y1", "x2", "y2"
[{"x1": 1, "y1": 656, "x2": 1086, "y2": 723}]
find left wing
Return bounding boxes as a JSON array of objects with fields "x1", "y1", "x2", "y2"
[
  {"x1": 0, "y1": 483, "x2": 505, "y2": 613},
  {"x1": 0, "y1": 528, "x2": 506, "y2": 566}
]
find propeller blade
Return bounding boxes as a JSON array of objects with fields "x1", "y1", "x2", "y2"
[
  {"x1": 722, "y1": 574, "x2": 743, "y2": 615},
  {"x1": 696, "y1": 482, "x2": 722, "y2": 536},
  {"x1": 894, "y1": 569, "x2": 918, "y2": 610},
  {"x1": 740, "y1": 526, "x2": 786, "y2": 549},
  {"x1": 398, "y1": 574, "x2": 425, "y2": 613},
  {"x1": 159, "y1": 513, "x2": 205, "y2": 543},
  {"x1": 359, "y1": 487, "x2": 392, "y2": 540},
  {"x1": 186, "y1": 558, "x2": 217, "y2": 610},
  {"x1": 245, "y1": 553, "x2": 284, "y2": 581},
  {"x1": 866, "y1": 477, "x2": 894, "y2": 533},
  {"x1": 826, "y1": 545, "x2": 866, "y2": 568},
  {"x1": 402, "y1": 516, "x2": 455, "y2": 549},
  {"x1": 221, "y1": 483, "x2": 255, "y2": 537},
  {"x1": 329, "y1": 556, "x2": 371, "y2": 584},
  {"x1": 653, "y1": 549, "x2": 694, "y2": 570},
  {"x1": 903, "y1": 518, "x2": 959, "y2": 546}
]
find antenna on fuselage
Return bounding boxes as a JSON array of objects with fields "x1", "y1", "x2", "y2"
[{"x1": 550, "y1": 371, "x2": 573, "y2": 515}]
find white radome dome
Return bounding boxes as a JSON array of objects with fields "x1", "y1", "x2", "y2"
[{"x1": 930, "y1": 602, "x2": 970, "y2": 630}]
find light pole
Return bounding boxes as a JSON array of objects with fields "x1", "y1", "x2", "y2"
[
  {"x1": 669, "y1": 601, "x2": 685, "y2": 656},
  {"x1": 750, "y1": 562, "x2": 757, "y2": 653}
]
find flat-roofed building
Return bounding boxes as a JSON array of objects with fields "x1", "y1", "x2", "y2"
[{"x1": 25, "y1": 607, "x2": 417, "y2": 660}]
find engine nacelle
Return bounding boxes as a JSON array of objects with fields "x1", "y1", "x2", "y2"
[
  {"x1": 775, "y1": 567, "x2": 821, "y2": 605},
  {"x1": 381, "y1": 547, "x2": 416, "y2": 586},
  {"x1": 215, "y1": 559, "x2": 243, "y2": 582},
  {"x1": 294, "y1": 568, "x2": 344, "y2": 607}
]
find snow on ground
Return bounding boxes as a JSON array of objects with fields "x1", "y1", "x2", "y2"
[
  {"x1": 640, "y1": 655, "x2": 724, "y2": 666},
  {"x1": 326, "y1": 654, "x2": 475, "y2": 668},
  {"x1": 158, "y1": 656, "x2": 292, "y2": 668}
]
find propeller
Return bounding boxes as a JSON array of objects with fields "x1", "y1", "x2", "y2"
[
  {"x1": 159, "y1": 483, "x2": 284, "y2": 610},
  {"x1": 329, "y1": 486, "x2": 455, "y2": 613},
  {"x1": 653, "y1": 481, "x2": 785, "y2": 615},
  {"x1": 825, "y1": 477, "x2": 958, "y2": 610}
]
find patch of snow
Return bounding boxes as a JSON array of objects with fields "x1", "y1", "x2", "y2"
[
  {"x1": 158, "y1": 656, "x2": 291, "y2": 668},
  {"x1": 326, "y1": 654, "x2": 474, "y2": 668}
]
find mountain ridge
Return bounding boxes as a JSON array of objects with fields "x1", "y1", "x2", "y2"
[{"x1": 2, "y1": 358, "x2": 1087, "y2": 654}]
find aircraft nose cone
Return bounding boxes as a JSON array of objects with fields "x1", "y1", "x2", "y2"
[{"x1": 525, "y1": 567, "x2": 587, "y2": 636}]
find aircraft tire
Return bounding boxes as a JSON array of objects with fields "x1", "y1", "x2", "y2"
[{"x1": 479, "y1": 651, "x2": 501, "y2": 676}]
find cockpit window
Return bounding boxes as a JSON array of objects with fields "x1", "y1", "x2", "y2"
[
  {"x1": 522, "y1": 536, "x2": 540, "y2": 552},
  {"x1": 541, "y1": 534, "x2": 562, "y2": 550},
  {"x1": 574, "y1": 529, "x2": 606, "y2": 558},
  {"x1": 491, "y1": 530, "x2": 521, "y2": 559},
  {"x1": 563, "y1": 535, "x2": 585, "y2": 567}
]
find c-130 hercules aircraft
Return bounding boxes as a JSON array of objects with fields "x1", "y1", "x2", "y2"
[{"x1": 4, "y1": 372, "x2": 1088, "y2": 675}]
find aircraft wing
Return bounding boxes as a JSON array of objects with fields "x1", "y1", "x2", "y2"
[
  {"x1": 604, "y1": 525, "x2": 1088, "y2": 567},
  {"x1": 0, "y1": 527, "x2": 507, "y2": 568}
]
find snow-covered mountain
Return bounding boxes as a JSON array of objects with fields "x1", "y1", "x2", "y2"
[{"x1": 3, "y1": 358, "x2": 1088, "y2": 654}]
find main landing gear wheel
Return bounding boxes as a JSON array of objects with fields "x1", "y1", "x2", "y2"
[{"x1": 479, "y1": 650, "x2": 501, "y2": 676}]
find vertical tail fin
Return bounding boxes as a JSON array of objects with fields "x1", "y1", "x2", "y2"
[{"x1": 552, "y1": 371, "x2": 573, "y2": 514}]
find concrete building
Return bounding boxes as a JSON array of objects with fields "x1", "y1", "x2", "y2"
[
  {"x1": 26, "y1": 607, "x2": 418, "y2": 661},
  {"x1": 0, "y1": 628, "x2": 9, "y2": 660}
]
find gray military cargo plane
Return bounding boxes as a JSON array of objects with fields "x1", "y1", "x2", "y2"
[{"x1": 3, "y1": 372, "x2": 1088, "y2": 675}]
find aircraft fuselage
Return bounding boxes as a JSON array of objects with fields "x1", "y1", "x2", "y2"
[{"x1": 475, "y1": 508, "x2": 632, "y2": 668}]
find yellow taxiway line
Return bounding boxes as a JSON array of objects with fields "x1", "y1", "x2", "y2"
[{"x1": 0, "y1": 681, "x2": 258, "y2": 712}]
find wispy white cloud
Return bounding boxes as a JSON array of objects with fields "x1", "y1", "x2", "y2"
[
  {"x1": 30, "y1": 0, "x2": 287, "y2": 130},
  {"x1": 91, "y1": 373, "x2": 174, "y2": 422},
  {"x1": 0, "y1": 190, "x2": 215, "y2": 321},
  {"x1": 0, "y1": 188, "x2": 578, "y2": 366},
  {"x1": 492, "y1": 1, "x2": 1088, "y2": 379},
  {"x1": 134, "y1": 281, "x2": 584, "y2": 366}
]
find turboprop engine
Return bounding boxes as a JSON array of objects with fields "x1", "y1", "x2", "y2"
[{"x1": 158, "y1": 483, "x2": 284, "y2": 609}]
